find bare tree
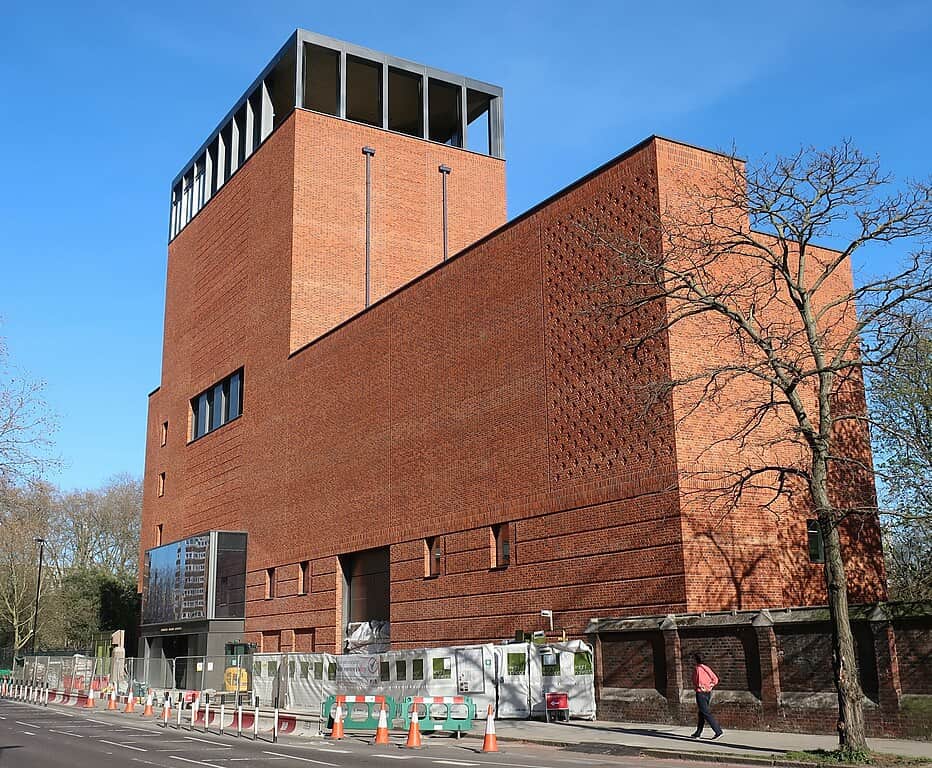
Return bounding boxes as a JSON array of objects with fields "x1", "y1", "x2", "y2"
[
  {"x1": 0, "y1": 483, "x2": 54, "y2": 653},
  {"x1": 869, "y1": 314, "x2": 932, "y2": 600},
  {"x1": 0, "y1": 335, "x2": 57, "y2": 484},
  {"x1": 48, "y1": 474, "x2": 142, "y2": 580},
  {"x1": 583, "y1": 142, "x2": 932, "y2": 752}
]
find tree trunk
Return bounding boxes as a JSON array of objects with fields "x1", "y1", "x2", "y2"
[{"x1": 813, "y1": 456, "x2": 868, "y2": 752}]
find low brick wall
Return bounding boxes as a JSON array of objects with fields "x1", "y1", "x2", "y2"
[{"x1": 587, "y1": 602, "x2": 932, "y2": 739}]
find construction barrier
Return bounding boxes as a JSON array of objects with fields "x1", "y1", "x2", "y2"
[
  {"x1": 321, "y1": 694, "x2": 398, "y2": 731},
  {"x1": 401, "y1": 696, "x2": 475, "y2": 733}
]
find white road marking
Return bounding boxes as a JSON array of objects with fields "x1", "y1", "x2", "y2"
[
  {"x1": 374, "y1": 755, "x2": 412, "y2": 760},
  {"x1": 22, "y1": 730, "x2": 36, "y2": 735},
  {"x1": 263, "y1": 751, "x2": 338, "y2": 766},
  {"x1": 431, "y1": 762, "x2": 481, "y2": 767},
  {"x1": 169, "y1": 757, "x2": 227, "y2": 768},
  {"x1": 183, "y1": 735, "x2": 232, "y2": 747},
  {"x1": 49, "y1": 729, "x2": 85, "y2": 737},
  {"x1": 100, "y1": 739, "x2": 148, "y2": 752},
  {"x1": 15, "y1": 720, "x2": 41, "y2": 727}
]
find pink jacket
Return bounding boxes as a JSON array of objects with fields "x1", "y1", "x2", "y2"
[{"x1": 693, "y1": 664, "x2": 719, "y2": 693}]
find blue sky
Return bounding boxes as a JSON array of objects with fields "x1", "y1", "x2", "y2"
[{"x1": 0, "y1": 1, "x2": 930, "y2": 491}]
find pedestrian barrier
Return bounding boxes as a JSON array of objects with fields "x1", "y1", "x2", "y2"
[
  {"x1": 321, "y1": 694, "x2": 398, "y2": 731},
  {"x1": 401, "y1": 696, "x2": 476, "y2": 734}
]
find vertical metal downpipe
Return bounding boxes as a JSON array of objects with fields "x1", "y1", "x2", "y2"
[
  {"x1": 439, "y1": 164, "x2": 452, "y2": 260},
  {"x1": 363, "y1": 147, "x2": 376, "y2": 307}
]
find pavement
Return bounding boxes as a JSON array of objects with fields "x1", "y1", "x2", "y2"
[{"x1": 491, "y1": 719, "x2": 932, "y2": 761}]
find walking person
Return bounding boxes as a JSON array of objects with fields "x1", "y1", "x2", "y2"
[{"x1": 690, "y1": 653, "x2": 724, "y2": 739}]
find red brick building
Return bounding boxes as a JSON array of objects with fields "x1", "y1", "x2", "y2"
[{"x1": 139, "y1": 30, "x2": 885, "y2": 663}]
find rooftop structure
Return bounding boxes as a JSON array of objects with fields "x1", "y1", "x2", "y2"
[{"x1": 169, "y1": 30, "x2": 505, "y2": 241}]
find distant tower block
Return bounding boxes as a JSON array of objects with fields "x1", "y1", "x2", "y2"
[{"x1": 166, "y1": 30, "x2": 507, "y2": 352}]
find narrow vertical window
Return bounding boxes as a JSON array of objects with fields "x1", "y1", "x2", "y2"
[
  {"x1": 424, "y1": 536, "x2": 442, "y2": 578},
  {"x1": 807, "y1": 520, "x2": 825, "y2": 563},
  {"x1": 298, "y1": 561, "x2": 309, "y2": 595},
  {"x1": 155, "y1": 524, "x2": 163, "y2": 547},
  {"x1": 266, "y1": 567, "x2": 275, "y2": 599},
  {"x1": 160, "y1": 421, "x2": 168, "y2": 447},
  {"x1": 228, "y1": 369, "x2": 243, "y2": 420},
  {"x1": 157, "y1": 472, "x2": 165, "y2": 498},
  {"x1": 491, "y1": 523, "x2": 511, "y2": 569}
]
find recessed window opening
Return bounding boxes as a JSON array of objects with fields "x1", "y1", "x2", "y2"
[
  {"x1": 267, "y1": 45, "x2": 297, "y2": 130},
  {"x1": 389, "y1": 68, "x2": 423, "y2": 137},
  {"x1": 425, "y1": 536, "x2": 442, "y2": 578},
  {"x1": 807, "y1": 520, "x2": 825, "y2": 563},
  {"x1": 206, "y1": 140, "x2": 218, "y2": 199},
  {"x1": 171, "y1": 183, "x2": 182, "y2": 237},
  {"x1": 491, "y1": 523, "x2": 511, "y2": 568},
  {"x1": 466, "y1": 89, "x2": 491, "y2": 155},
  {"x1": 160, "y1": 421, "x2": 168, "y2": 447},
  {"x1": 157, "y1": 472, "x2": 165, "y2": 498},
  {"x1": 191, "y1": 368, "x2": 243, "y2": 441},
  {"x1": 221, "y1": 121, "x2": 235, "y2": 179},
  {"x1": 248, "y1": 89, "x2": 264, "y2": 151},
  {"x1": 155, "y1": 523, "x2": 163, "y2": 546},
  {"x1": 428, "y1": 79, "x2": 462, "y2": 146},
  {"x1": 234, "y1": 105, "x2": 248, "y2": 167},
  {"x1": 303, "y1": 43, "x2": 340, "y2": 116},
  {"x1": 265, "y1": 567, "x2": 275, "y2": 599},
  {"x1": 298, "y1": 560, "x2": 309, "y2": 595},
  {"x1": 346, "y1": 55, "x2": 382, "y2": 127}
]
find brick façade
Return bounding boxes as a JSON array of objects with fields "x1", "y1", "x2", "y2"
[{"x1": 142, "y1": 113, "x2": 885, "y2": 654}]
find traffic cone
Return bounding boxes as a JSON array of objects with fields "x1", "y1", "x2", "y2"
[
  {"x1": 481, "y1": 704, "x2": 498, "y2": 752},
  {"x1": 124, "y1": 690, "x2": 136, "y2": 714},
  {"x1": 373, "y1": 701, "x2": 391, "y2": 745},
  {"x1": 404, "y1": 705, "x2": 422, "y2": 749},
  {"x1": 330, "y1": 703, "x2": 345, "y2": 740},
  {"x1": 107, "y1": 689, "x2": 118, "y2": 710},
  {"x1": 142, "y1": 692, "x2": 154, "y2": 717},
  {"x1": 84, "y1": 688, "x2": 96, "y2": 708}
]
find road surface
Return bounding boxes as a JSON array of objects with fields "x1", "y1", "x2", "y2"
[{"x1": 0, "y1": 697, "x2": 691, "y2": 768}]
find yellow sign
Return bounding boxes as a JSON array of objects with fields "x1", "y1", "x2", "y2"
[{"x1": 223, "y1": 666, "x2": 249, "y2": 692}]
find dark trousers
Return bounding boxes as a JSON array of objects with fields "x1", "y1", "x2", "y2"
[{"x1": 695, "y1": 691, "x2": 722, "y2": 735}]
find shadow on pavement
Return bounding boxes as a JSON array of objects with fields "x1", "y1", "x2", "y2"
[{"x1": 551, "y1": 722, "x2": 786, "y2": 754}]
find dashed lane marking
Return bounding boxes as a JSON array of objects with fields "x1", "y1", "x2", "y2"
[
  {"x1": 169, "y1": 757, "x2": 227, "y2": 768},
  {"x1": 263, "y1": 751, "x2": 338, "y2": 766},
  {"x1": 183, "y1": 735, "x2": 233, "y2": 747},
  {"x1": 100, "y1": 739, "x2": 148, "y2": 752},
  {"x1": 49, "y1": 729, "x2": 85, "y2": 737},
  {"x1": 431, "y1": 762, "x2": 481, "y2": 767},
  {"x1": 15, "y1": 720, "x2": 42, "y2": 727}
]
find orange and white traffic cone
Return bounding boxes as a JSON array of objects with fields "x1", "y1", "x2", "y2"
[
  {"x1": 107, "y1": 689, "x2": 118, "y2": 710},
  {"x1": 84, "y1": 688, "x2": 96, "y2": 708},
  {"x1": 404, "y1": 705, "x2": 422, "y2": 749},
  {"x1": 481, "y1": 704, "x2": 499, "y2": 752},
  {"x1": 142, "y1": 691, "x2": 154, "y2": 717},
  {"x1": 330, "y1": 702, "x2": 345, "y2": 740},
  {"x1": 373, "y1": 701, "x2": 391, "y2": 745},
  {"x1": 124, "y1": 690, "x2": 136, "y2": 714}
]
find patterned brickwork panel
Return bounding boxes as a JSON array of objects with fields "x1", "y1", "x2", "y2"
[{"x1": 541, "y1": 154, "x2": 676, "y2": 487}]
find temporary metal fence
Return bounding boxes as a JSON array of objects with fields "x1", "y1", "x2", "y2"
[{"x1": 11, "y1": 640, "x2": 597, "y2": 720}]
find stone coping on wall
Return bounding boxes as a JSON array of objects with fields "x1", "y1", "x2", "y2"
[{"x1": 585, "y1": 600, "x2": 932, "y2": 634}]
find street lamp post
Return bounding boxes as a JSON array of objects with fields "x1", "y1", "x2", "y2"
[{"x1": 30, "y1": 537, "x2": 45, "y2": 656}]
